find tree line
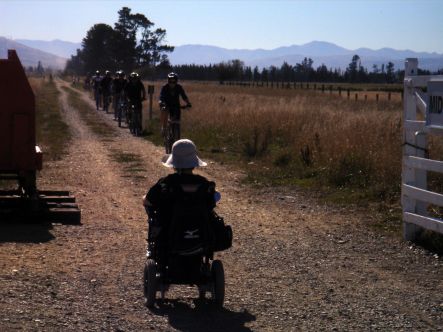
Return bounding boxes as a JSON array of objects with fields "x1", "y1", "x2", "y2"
[
  {"x1": 171, "y1": 55, "x2": 438, "y2": 84},
  {"x1": 64, "y1": 7, "x2": 440, "y2": 84},
  {"x1": 65, "y1": 7, "x2": 173, "y2": 76}
]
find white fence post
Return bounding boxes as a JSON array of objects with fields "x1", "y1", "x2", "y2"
[
  {"x1": 402, "y1": 58, "x2": 422, "y2": 241},
  {"x1": 402, "y1": 59, "x2": 443, "y2": 241}
]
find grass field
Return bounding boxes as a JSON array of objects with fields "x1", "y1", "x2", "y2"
[
  {"x1": 145, "y1": 82, "x2": 403, "y2": 199},
  {"x1": 33, "y1": 78, "x2": 71, "y2": 160}
]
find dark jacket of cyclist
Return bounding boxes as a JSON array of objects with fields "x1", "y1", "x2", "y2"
[
  {"x1": 159, "y1": 72, "x2": 191, "y2": 120},
  {"x1": 113, "y1": 77, "x2": 127, "y2": 95},
  {"x1": 100, "y1": 71, "x2": 113, "y2": 95},
  {"x1": 125, "y1": 73, "x2": 146, "y2": 108}
]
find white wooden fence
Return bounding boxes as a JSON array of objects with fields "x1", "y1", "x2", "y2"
[{"x1": 402, "y1": 58, "x2": 443, "y2": 241}]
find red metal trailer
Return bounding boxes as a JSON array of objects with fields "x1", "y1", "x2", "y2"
[
  {"x1": 0, "y1": 50, "x2": 42, "y2": 194},
  {"x1": 0, "y1": 50, "x2": 80, "y2": 223}
]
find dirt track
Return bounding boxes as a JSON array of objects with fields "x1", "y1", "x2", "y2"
[{"x1": 0, "y1": 80, "x2": 442, "y2": 331}]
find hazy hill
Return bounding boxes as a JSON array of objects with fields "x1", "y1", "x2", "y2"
[
  {"x1": 15, "y1": 39, "x2": 81, "y2": 58},
  {"x1": 0, "y1": 37, "x2": 67, "y2": 69},
  {"x1": 170, "y1": 41, "x2": 443, "y2": 71}
]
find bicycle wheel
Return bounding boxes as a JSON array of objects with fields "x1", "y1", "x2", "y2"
[
  {"x1": 134, "y1": 111, "x2": 141, "y2": 136},
  {"x1": 171, "y1": 122, "x2": 181, "y2": 143},
  {"x1": 164, "y1": 124, "x2": 174, "y2": 154},
  {"x1": 117, "y1": 105, "x2": 122, "y2": 127}
]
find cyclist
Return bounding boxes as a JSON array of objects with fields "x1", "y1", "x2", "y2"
[
  {"x1": 112, "y1": 70, "x2": 127, "y2": 120},
  {"x1": 124, "y1": 72, "x2": 146, "y2": 135},
  {"x1": 92, "y1": 70, "x2": 102, "y2": 110},
  {"x1": 100, "y1": 70, "x2": 113, "y2": 113},
  {"x1": 159, "y1": 72, "x2": 192, "y2": 141}
]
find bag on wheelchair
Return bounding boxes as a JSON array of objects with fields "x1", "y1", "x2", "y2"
[
  {"x1": 168, "y1": 184, "x2": 215, "y2": 256},
  {"x1": 212, "y1": 212, "x2": 233, "y2": 252}
]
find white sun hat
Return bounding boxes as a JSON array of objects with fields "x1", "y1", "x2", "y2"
[{"x1": 163, "y1": 139, "x2": 207, "y2": 168}]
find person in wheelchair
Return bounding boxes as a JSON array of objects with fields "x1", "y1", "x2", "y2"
[
  {"x1": 143, "y1": 139, "x2": 216, "y2": 262},
  {"x1": 142, "y1": 139, "x2": 232, "y2": 306}
]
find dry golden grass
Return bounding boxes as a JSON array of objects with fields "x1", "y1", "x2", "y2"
[
  {"x1": 140, "y1": 81, "x2": 405, "y2": 198},
  {"x1": 167, "y1": 83, "x2": 400, "y2": 193}
]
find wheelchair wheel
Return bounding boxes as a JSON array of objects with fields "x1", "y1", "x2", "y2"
[
  {"x1": 143, "y1": 259, "x2": 157, "y2": 307},
  {"x1": 198, "y1": 285, "x2": 206, "y2": 299},
  {"x1": 211, "y1": 260, "x2": 225, "y2": 307}
]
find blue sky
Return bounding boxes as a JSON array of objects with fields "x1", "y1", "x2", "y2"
[{"x1": 0, "y1": 0, "x2": 442, "y2": 53}]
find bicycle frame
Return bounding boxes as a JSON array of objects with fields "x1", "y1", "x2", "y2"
[{"x1": 162, "y1": 105, "x2": 190, "y2": 154}]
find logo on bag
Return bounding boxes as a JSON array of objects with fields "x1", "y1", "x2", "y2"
[{"x1": 184, "y1": 229, "x2": 200, "y2": 239}]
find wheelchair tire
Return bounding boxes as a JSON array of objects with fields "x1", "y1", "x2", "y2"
[
  {"x1": 211, "y1": 260, "x2": 225, "y2": 307},
  {"x1": 144, "y1": 259, "x2": 157, "y2": 307}
]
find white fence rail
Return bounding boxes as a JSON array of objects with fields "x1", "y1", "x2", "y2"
[{"x1": 402, "y1": 58, "x2": 443, "y2": 241}]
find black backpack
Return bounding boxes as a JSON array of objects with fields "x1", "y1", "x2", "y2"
[{"x1": 167, "y1": 182, "x2": 214, "y2": 255}]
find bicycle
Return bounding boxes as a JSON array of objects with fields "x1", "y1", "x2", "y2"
[
  {"x1": 128, "y1": 102, "x2": 142, "y2": 136},
  {"x1": 117, "y1": 93, "x2": 128, "y2": 128},
  {"x1": 163, "y1": 104, "x2": 191, "y2": 154}
]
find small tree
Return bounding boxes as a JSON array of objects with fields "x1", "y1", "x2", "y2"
[{"x1": 386, "y1": 61, "x2": 395, "y2": 83}]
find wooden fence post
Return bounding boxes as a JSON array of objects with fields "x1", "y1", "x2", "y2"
[
  {"x1": 376, "y1": 94, "x2": 379, "y2": 102},
  {"x1": 147, "y1": 85, "x2": 154, "y2": 120},
  {"x1": 388, "y1": 92, "x2": 391, "y2": 101},
  {"x1": 355, "y1": 93, "x2": 358, "y2": 100},
  {"x1": 314, "y1": 83, "x2": 316, "y2": 90},
  {"x1": 322, "y1": 84, "x2": 324, "y2": 92},
  {"x1": 347, "y1": 89, "x2": 350, "y2": 99},
  {"x1": 338, "y1": 87, "x2": 342, "y2": 96}
]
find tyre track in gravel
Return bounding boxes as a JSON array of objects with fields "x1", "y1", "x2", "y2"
[
  {"x1": 0, "y1": 79, "x2": 442, "y2": 331},
  {"x1": 65, "y1": 81, "x2": 443, "y2": 331}
]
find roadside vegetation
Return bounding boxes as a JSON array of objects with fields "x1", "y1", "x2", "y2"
[
  {"x1": 33, "y1": 78, "x2": 71, "y2": 160},
  {"x1": 61, "y1": 86, "x2": 116, "y2": 139},
  {"x1": 145, "y1": 82, "x2": 443, "y2": 235}
]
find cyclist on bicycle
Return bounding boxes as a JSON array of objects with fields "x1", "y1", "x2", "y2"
[
  {"x1": 125, "y1": 72, "x2": 146, "y2": 135},
  {"x1": 100, "y1": 70, "x2": 113, "y2": 113},
  {"x1": 112, "y1": 70, "x2": 127, "y2": 120},
  {"x1": 92, "y1": 70, "x2": 102, "y2": 111},
  {"x1": 159, "y1": 72, "x2": 192, "y2": 139}
]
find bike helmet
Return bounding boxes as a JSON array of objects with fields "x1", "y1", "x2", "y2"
[
  {"x1": 105, "y1": 70, "x2": 111, "y2": 76},
  {"x1": 118, "y1": 70, "x2": 125, "y2": 78},
  {"x1": 130, "y1": 72, "x2": 139, "y2": 80},
  {"x1": 95, "y1": 70, "x2": 100, "y2": 75},
  {"x1": 167, "y1": 72, "x2": 178, "y2": 82}
]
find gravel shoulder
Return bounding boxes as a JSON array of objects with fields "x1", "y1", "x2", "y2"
[{"x1": 0, "y1": 80, "x2": 442, "y2": 331}]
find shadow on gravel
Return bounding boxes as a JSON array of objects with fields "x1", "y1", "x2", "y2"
[
  {"x1": 151, "y1": 299, "x2": 256, "y2": 332},
  {"x1": 0, "y1": 223, "x2": 55, "y2": 243}
]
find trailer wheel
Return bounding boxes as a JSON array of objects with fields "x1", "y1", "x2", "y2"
[{"x1": 143, "y1": 259, "x2": 157, "y2": 307}]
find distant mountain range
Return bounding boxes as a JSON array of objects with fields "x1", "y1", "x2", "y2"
[
  {"x1": 1, "y1": 37, "x2": 442, "y2": 72},
  {"x1": 15, "y1": 39, "x2": 81, "y2": 59},
  {"x1": 169, "y1": 41, "x2": 443, "y2": 71},
  {"x1": 0, "y1": 37, "x2": 67, "y2": 69}
]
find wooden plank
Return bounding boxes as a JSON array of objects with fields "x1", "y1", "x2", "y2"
[
  {"x1": 404, "y1": 212, "x2": 443, "y2": 234},
  {"x1": 40, "y1": 196, "x2": 76, "y2": 203},
  {"x1": 405, "y1": 156, "x2": 443, "y2": 173},
  {"x1": 404, "y1": 120, "x2": 443, "y2": 135},
  {"x1": 402, "y1": 184, "x2": 443, "y2": 207},
  {"x1": 47, "y1": 202, "x2": 79, "y2": 209},
  {"x1": 425, "y1": 126, "x2": 443, "y2": 136},
  {"x1": 404, "y1": 120, "x2": 425, "y2": 132},
  {"x1": 48, "y1": 208, "x2": 81, "y2": 225},
  {"x1": 38, "y1": 190, "x2": 71, "y2": 196},
  {"x1": 409, "y1": 75, "x2": 443, "y2": 87},
  {"x1": 414, "y1": 90, "x2": 427, "y2": 115}
]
